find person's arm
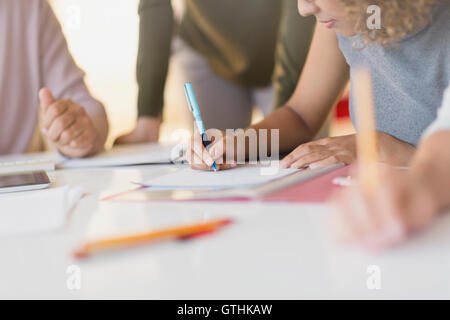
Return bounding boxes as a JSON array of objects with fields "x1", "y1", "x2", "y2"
[
  {"x1": 38, "y1": 0, "x2": 108, "y2": 157},
  {"x1": 330, "y1": 130, "x2": 450, "y2": 252},
  {"x1": 330, "y1": 86, "x2": 450, "y2": 251},
  {"x1": 254, "y1": 21, "x2": 414, "y2": 169},
  {"x1": 115, "y1": 0, "x2": 174, "y2": 144},
  {"x1": 411, "y1": 86, "x2": 450, "y2": 212},
  {"x1": 272, "y1": 0, "x2": 316, "y2": 109},
  {"x1": 252, "y1": 23, "x2": 349, "y2": 153},
  {"x1": 187, "y1": 23, "x2": 349, "y2": 170},
  {"x1": 411, "y1": 136, "x2": 450, "y2": 212}
]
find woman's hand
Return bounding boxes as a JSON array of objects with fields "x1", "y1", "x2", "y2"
[
  {"x1": 40, "y1": 88, "x2": 102, "y2": 158},
  {"x1": 280, "y1": 134, "x2": 357, "y2": 169},
  {"x1": 329, "y1": 167, "x2": 439, "y2": 252},
  {"x1": 280, "y1": 133, "x2": 416, "y2": 169},
  {"x1": 186, "y1": 131, "x2": 237, "y2": 171},
  {"x1": 114, "y1": 116, "x2": 161, "y2": 145}
]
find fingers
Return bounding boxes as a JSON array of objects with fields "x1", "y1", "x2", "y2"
[
  {"x1": 281, "y1": 136, "x2": 357, "y2": 169},
  {"x1": 289, "y1": 152, "x2": 331, "y2": 169},
  {"x1": 187, "y1": 146, "x2": 236, "y2": 171},
  {"x1": 330, "y1": 177, "x2": 411, "y2": 252},
  {"x1": 186, "y1": 144, "x2": 207, "y2": 170},
  {"x1": 209, "y1": 139, "x2": 226, "y2": 162},
  {"x1": 330, "y1": 191, "x2": 361, "y2": 243},
  {"x1": 42, "y1": 100, "x2": 73, "y2": 129},
  {"x1": 43, "y1": 103, "x2": 85, "y2": 143},
  {"x1": 69, "y1": 127, "x2": 96, "y2": 149},
  {"x1": 375, "y1": 183, "x2": 409, "y2": 245},
  {"x1": 39, "y1": 88, "x2": 55, "y2": 111},
  {"x1": 187, "y1": 137, "x2": 211, "y2": 169},
  {"x1": 331, "y1": 188, "x2": 376, "y2": 244},
  {"x1": 40, "y1": 97, "x2": 99, "y2": 158},
  {"x1": 45, "y1": 111, "x2": 77, "y2": 143},
  {"x1": 284, "y1": 151, "x2": 349, "y2": 170},
  {"x1": 308, "y1": 155, "x2": 351, "y2": 170},
  {"x1": 187, "y1": 134, "x2": 230, "y2": 170},
  {"x1": 280, "y1": 143, "x2": 323, "y2": 168},
  {"x1": 58, "y1": 120, "x2": 85, "y2": 146}
]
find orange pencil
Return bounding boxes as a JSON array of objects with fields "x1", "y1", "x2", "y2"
[
  {"x1": 74, "y1": 218, "x2": 233, "y2": 259},
  {"x1": 353, "y1": 68, "x2": 380, "y2": 195}
]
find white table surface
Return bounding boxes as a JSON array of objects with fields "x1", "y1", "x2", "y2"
[{"x1": 1, "y1": 151, "x2": 450, "y2": 299}]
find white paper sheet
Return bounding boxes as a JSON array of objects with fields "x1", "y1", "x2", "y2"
[
  {"x1": 0, "y1": 186, "x2": 83, "y2": 237},
  {"x1": 57, "y1": 143, "x2": 184, "y2": 169},
  {"x1": 140, "y1": 166, "x2": 300, "y2": 190}
]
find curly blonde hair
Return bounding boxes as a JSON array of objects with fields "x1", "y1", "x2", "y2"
[{"x1": 341, "y1": 0, "x2": 438, "y2": 46}]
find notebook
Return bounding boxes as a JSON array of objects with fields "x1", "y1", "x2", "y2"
[
  {"x1": 57, "y1": 143, "x2": 184, "y2": 169},
  {"x1": 139, "y1": 165, "x2": 301, "y2": 190}
]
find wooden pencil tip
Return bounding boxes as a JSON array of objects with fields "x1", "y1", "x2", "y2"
[
  {"x1": 220, "y1": 218, "x2": 234, "y2": 226},
  {"x1": 73, "y1": 245, "x2": 90, "y2": 260}
]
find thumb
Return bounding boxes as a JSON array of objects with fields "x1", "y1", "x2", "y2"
[
  {"x1": 39, "y1": 88, "x2": 55, "y2": 111},
  {"x1": 209, "y1": 137, "x2": 226, "y2": 161}
]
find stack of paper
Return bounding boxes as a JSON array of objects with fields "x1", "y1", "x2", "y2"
[
  {"x1": 57, "y1": 143, "x2": 184, "y2": 169},
  {"x1": 140, "y1": 166, "x2": 300, "y2": 190},
  {"x1": 0, "y1": 186, "x2": 83, "y2": 237}
]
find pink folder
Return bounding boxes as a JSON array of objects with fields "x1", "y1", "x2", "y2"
[{"x1": 262, "y1": 165, "x2": 351, "y2": 203}]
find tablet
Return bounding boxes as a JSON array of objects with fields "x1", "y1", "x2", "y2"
[{"x1": 0, "y1": 171, "x2": 51, "y2": 194}]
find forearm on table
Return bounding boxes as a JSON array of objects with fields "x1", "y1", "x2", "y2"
[
  {"x1": 244, "y1": 106, "x2": 315, "y2": 157},
  {"x1": 377, "y1": 132, "x2": 417, "y2": 167},
  {"x1": 409, "y1": 130, "x2": 450, "y2": 213}
]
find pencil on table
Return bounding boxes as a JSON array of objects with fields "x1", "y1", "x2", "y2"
[
  {"x1": 353, "y1": 68, "x2": 380, "y2": 194},
  {"x1": 74, "y1": 218, "x2": 233, "y2": 259}
]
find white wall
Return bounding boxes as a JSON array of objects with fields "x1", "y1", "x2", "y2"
[{"x1": 50, "y1": 0, "x2": 140, "y2": 145}]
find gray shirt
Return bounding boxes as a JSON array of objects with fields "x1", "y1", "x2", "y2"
[
  {"x1": 337, "y1": 2, "x2": 450, "y2": 146},
  {"x1": 424, "y1": 85, "x2": 450, "y2": 139}
]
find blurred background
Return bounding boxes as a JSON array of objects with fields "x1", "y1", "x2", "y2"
[
  {"x1": 50, "y1": 0, "x2": 140, "y2": 146},
  {"x1": 49, "y1": 0, "x2": 353, "y2": 147}
]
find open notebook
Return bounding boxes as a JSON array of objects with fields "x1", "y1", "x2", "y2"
[{"x1": 57, "y1": 143, "x2": 184, "y2": 169}]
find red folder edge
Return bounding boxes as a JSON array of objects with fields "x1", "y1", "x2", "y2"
[{"x1": 262, "y1": 165, "x2": 352, "y2": 203}]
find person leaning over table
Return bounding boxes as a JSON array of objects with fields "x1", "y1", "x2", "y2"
[
  {"x1": 115, "y1": 0, "x2": 316, "y2": 144},
  {"x1": 187, "y1": 0, "x2": 450, "y2": 171},
  {"x1": 0, "y1": 0, "x2": 109, "y2": 158},
  {"x1": 331, "y1": 85, "x2": 450, "y2": 251}
]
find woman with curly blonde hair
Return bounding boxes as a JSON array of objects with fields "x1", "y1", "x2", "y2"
[
  {"x1": 187, "y1": 0, "x2": 449, "y2": 172},
  {"x1": 341, "y1": 0, "x2": 438, "y2": 46}
]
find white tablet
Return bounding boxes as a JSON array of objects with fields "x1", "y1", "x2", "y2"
[{"x1": 0, "y1": 171, "x2": 51, "y2": 194}]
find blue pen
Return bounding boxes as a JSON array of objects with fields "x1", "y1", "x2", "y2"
[{"x1": 184, "y1": 82, "x2": 217, "y2": 171}]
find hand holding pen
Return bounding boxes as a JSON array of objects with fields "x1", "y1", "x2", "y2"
[{"x1": 184, "y1": 82, "x2": 237, "y2": 171}]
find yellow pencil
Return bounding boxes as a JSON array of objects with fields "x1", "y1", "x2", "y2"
[
  {"x1": 74, "y1": 218, "x2": 233, "y2": 259},
  {"x1": 353, "y1": 68, "x2": 380, "y2": 194}
]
